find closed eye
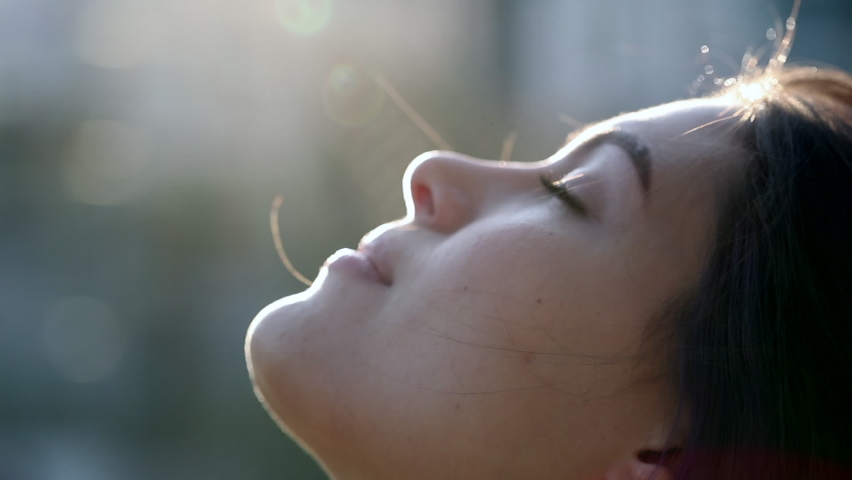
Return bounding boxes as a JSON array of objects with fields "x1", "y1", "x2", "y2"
[{"x1": 539, "y1": 174, "x2": 589, "y2": 217}]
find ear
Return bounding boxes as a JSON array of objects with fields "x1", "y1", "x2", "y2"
[{"x1": 603, "y1": 450, "x2": 677, "y2": 480}]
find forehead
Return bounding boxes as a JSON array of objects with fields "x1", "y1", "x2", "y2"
[
  {"x1": 603, "y1": 96, "x2": 746, "y2": 154},
  {"x1": 556, "y1": 97, "x2": 749, "y2": 178},
  {"x1": 601, "y1": 96, "x2": 749, "y2": 198},
  {"x1": 603, "y1": 97, "x2": 749, "y2": 280}
]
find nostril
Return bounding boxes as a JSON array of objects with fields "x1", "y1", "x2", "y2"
[{"x1": 413, "y1": 183, "x2": 434, "y2": 216}]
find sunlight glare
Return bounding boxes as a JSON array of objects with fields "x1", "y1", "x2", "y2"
[{"x1": 274, "y1": 0, "x2": 334, "y2": 36}]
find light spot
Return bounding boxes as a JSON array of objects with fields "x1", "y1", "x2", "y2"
[
  {"x1": 700, "y1": 45, "x2": 709, "y2": 54},
  {"x1": 62, "y1": 120, "x2": 149, "y2": 206},
  {"x1": 322, "y1": 63, "x2": 384, "y2": 127},
  {"x1": 766, "y1": 28, "x2": 777, "y2": 41},
  {"x1": 704, "y1": 65, "x2": 714, "y2": 75},
  {"x1": 273, "y1": 0, "x2": 333, "y2": 36},
  {"x1": 43, "y1": 297, "x2": 126, "y2": 383},
  {"x1": 729, "y1": 77, "x2": 781, "y2": 105},
  {"x1": 740, "y1": 83, "x2": 767, "y2": 102},
  {"x1": 786, "y1": 17, "x2": 796, "y2": 31}
]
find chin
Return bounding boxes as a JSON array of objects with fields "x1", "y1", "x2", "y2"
[{"x1": 244, "y1": 269, "x2": 384, "y2": 457}]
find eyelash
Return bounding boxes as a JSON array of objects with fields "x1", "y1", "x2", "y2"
[{"x1": 539, "y1": 174, "x2": 589, "y2": 217}]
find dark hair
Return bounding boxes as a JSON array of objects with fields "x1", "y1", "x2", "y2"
[{"x1": 652, "y1": 66, "x2": 852, "y2": 479}]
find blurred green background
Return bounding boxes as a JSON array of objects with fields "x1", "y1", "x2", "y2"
[{"x1": 1, "y1": 0, "x2": 850, "y2": 478}]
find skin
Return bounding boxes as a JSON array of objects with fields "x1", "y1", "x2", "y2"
[{"x1": 245, "y1": 96, "x2": 749, "y2": 479}]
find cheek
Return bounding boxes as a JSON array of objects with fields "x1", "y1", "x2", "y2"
[
  {"x1": 246, "y1": 219, "x2": 667, "y2": 473},
  {"x1": 390, "y1": 224, "x2": 648, "y2": 396}
]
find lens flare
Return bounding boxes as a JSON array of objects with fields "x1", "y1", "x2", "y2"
[
  {"x1": 322, "y1": 63, "x2": 384, "y2": 127},
  {"x1": 273, "y1": 0, "x2": 333, "y2": 36}
]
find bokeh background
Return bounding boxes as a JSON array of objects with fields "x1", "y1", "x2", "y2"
[{"x1": 1, "y1": 0, "x2": 850, "y2": 478}]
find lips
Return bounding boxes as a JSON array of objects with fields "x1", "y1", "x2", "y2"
[{"x1": 358, "y1": 236, "x2": 394, "y2": 286}]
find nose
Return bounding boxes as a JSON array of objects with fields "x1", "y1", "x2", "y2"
[{"x1": 402, "y1": 150, "x2": 537, "y2": 233}]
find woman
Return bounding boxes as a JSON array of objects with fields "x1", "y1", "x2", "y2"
[{"x1": 244, "y1": 34, "x2": 852, "y2": 480}]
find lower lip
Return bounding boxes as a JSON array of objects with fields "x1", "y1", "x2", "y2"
[{"x1": 324, "y1": 249, "x2": 387, "y2": 285}]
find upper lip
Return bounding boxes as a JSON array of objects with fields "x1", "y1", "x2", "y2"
[{"x1": 358, "y1": 236, "x2": 394, "y2": 286}]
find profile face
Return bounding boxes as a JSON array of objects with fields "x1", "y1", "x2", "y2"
[{"x1": 246, "y1": 97, "x2": 748, "y2": 479}]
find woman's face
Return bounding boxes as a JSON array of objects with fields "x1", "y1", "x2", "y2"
[{"x1": 246, "y1": 97, "x2": 747, "y2": 479}]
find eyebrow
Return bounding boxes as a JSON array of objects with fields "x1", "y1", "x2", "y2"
[{"x1": 568, "y1": 127, "x2": 652, "y2": 196}]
